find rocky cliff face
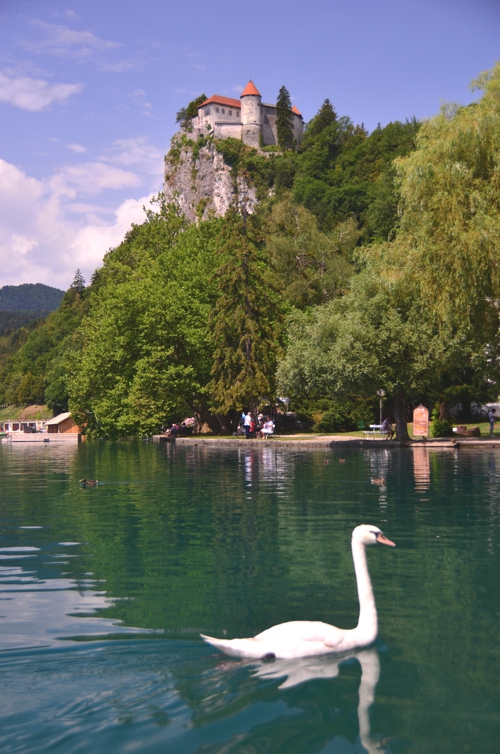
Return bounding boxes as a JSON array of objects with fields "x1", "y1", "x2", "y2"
[{"x1": 163, "y1": 136, "x2": 257, "y2": 223}]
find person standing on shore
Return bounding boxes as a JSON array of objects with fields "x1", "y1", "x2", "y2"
[
  {"x1": 244, "y1": 412, "x2": 252, "y2": 439},
  {"x1": 488, "y1": 408, "x2": 496, "y2": 437}
]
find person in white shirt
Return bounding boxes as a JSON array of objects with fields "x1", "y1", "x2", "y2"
[
  {"x1": 244, "y1": 412, "x2": 252, "y2": 439},
  {"x1": 260, "y1": 417, "x2": 274, "y2": 438}
]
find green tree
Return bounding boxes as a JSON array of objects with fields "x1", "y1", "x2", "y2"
[
  {"x1": 71, "y1": 269, "x2": 86, "y2": 295},
  {"x1": 277, "y1": 267, "x2": 445, "y2": 441},
  {"x1": 209, "y1": 208, "x2": 285, "y2": 420},
  {"x1": 176, "y1": 94, "x2": 207, "y2": 129},
  {"x1": 276, "y1": 85, "x2": 295, "y2": 151},
  {"x1": 278, "y1": 62, "x2": 500, "y2": 439},
  {"x1": 68, "y1": 209, "x2": 222, "y2": 438},
  {"x1": 266, "y1": 197, "x2": 356, "y2": 308},
  {"x1": 305, "y1": 98, "x2": 337, "y2": 140}
]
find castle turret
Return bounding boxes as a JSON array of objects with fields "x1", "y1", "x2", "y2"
[{"x1": 240, "y1": 80, "x2": 261, "y2": 148}]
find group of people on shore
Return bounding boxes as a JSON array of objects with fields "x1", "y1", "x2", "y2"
[{"x1": 241, "y1": 412, "x2": 275, "y2": 439}]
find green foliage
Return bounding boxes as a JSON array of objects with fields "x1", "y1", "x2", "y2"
[
  {"x1": 0, "y1": 289, "x2": 89, "y2": 409},
  {"x1": 209, "y1": 208, "x2": 286, "y2": 414},
  {"x1": 0, "y1": 283, "x2": 64, "y2": 312},
  {"x1": 70, "y1": 269, "x2": 85, "y2": 295},
  {"x1": 305, "y1": 99, "x2": 337, "y2": 141},
  {"x1": 276, "y1": 85, "x2": 295, "y2": 151},
  {"x1": 430, "y1": 406, "x2": 454, "y2": 437},
  {"x1": 312, "y1": 396, "x2": 375, "y2": 432},
  {"x1": 278, "y1": 62, "x2": 500, "y2": 441},
  {"x1": 294, "y1": 117, "x2": 419, "y2": 237},
  {"x1": 176, "y1": 93, "x2": 207, "y2": 127},
  {"x1": 266, "y1": 197, "x2": 356, "y2": 307},
  {"x1": 68, "y1": 205, "x2": 222, "y2": 438},
  {"x1": 0, "y1": 311, "x2": 46, "y2": 337}
]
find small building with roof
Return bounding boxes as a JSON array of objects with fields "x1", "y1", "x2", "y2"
[
  {"x1": 44, "y1": 412, "x2": 79, "y2": 434},
  {"x1": 195, "y1": 81, "x2": 303, "y2": 149}
]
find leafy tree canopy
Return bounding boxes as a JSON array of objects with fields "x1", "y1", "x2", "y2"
[
  {"x1": 176, "y1": 93, "x2": 207, "y2": 128},
  {"x1": 68, "y1": 204, "x2": 223, "y2": 438},
  {"x1": 278, "y1": 62, "x2": 500, "y2": 438}
]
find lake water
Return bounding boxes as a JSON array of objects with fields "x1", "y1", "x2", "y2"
[{"x1": 0, "y1": 440, "x2": 499, "y2": 753}]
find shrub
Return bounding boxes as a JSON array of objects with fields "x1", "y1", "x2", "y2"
[{"x1": 431, "y1": 419, "x2": 454, "y2": 437}]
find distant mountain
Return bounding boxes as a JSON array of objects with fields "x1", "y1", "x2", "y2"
[{"x1": 0, "y1": 284, "x2": 64, "y2": 313}]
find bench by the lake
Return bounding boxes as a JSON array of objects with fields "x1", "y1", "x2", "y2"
[{"x1": 362, "y1": 424, "x2": 388, "y2": 439}]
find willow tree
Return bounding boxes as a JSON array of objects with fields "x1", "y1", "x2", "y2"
[
  {"x1": 278, "y1": 62, "x2": 500, "y2": 440},
  {"x1": 209, "y1": 208, "x2": 285, "y2": 423}
]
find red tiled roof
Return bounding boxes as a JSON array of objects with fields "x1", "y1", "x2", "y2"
[
  {"x1": 292, "y1": 105, "x2": 302, "y2": 117},
  {"x1": 241, "y1": 80, "x2": 261, "y2": 97},
  {"x1": 198, "y1": 95, "x2": 241, "y2": 110}
]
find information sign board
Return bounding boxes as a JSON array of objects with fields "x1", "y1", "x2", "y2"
[{"x1": 413, "y1": 405, "x2": 429, "y2": 436}]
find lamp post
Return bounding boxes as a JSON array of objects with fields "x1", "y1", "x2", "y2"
[{"x1": 376, "y1": 389, "x2": 386, "y2": 427}]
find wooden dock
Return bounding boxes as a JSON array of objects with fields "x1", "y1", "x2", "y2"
[{"x1": 1, "y1": 433, "x2": 81, "y2": 444}]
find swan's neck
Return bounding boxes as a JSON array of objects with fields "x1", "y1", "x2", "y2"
[{"x1": 352, "y1": 539, "x2": 377, "y2": 644}]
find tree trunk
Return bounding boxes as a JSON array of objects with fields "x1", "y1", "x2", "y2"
[
  {"x1": 394, "y1": 391, "x2": 411, "y2": 442},
  {"x1": 438, "y1": 401, "x2": 450, "y2": 421}
]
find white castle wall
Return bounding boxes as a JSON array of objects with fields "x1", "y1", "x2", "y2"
[
  {"x1": 216, "y1": 123, "x2": 243, "y2": 139},
  {"x1": 261, "y1": 104, "x2": 277, "y2": 146},
  {"x1": 193, "y1": 89, "x2": 303, "y2": 149}
]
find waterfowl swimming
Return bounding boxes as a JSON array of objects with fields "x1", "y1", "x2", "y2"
[
  {"x1": 370, "y1": 477, "x2": 385, "y2": 486},
  {"x1": 79, "y1": 478, "x2": 98, "y2": 487},
  {"x1": 339, "y1": 458, "x2": 346, "y2": 463},
  {"x1": 201, "y1": 524, "x2": 395, "y2": 659}
]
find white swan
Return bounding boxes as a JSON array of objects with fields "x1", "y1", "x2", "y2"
[{"x1": 201, "y1": 525, "x2": 395, "y2": 659}]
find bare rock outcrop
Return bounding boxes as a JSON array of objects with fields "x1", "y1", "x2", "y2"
[{"x1": 163, "y1": 136, "x2": 257, "y2": 223}]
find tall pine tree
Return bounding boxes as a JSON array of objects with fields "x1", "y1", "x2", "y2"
[
  {"x1": 306, "y1": 98, "x2": 338, "y2": 139},
  {"x1": 209, "y1": 207, "x2": 285, "y2": 417},
  {"x1": 276, "y1": 85, "x2": 295, "y2": 151}
]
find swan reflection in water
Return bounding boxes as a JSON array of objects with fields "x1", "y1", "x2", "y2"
[{"x1": 252, "y1": 647, "x2": 387, "y2": 754}]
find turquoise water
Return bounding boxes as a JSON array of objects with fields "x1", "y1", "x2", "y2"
[{"x1": 0, "y1": 441, "x2": 499, "y2": 753}]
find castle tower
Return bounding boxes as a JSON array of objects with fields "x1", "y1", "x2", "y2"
[{"x1": 240, "y1": 80, "x2": 261, "y2": 148}]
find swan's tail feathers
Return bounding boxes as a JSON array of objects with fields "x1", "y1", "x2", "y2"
[{"x1": 200, "y1": 634, "x2": 262, "y2": 659}]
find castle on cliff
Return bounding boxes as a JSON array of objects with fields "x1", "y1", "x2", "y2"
[{"x1": 191, "y1": 80, "x2": 303, "y2": 149}]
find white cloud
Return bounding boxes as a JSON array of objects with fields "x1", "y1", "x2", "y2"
[
  {"x1": 67, "y1": 203, "x2": 115, "y2": 214},
  {"x1": 62, "y1": 10, "x2": 81, "y2": 21},
  {"x1": 50, "y1": 162, "x2": 140, "y2": 198},
  {"x1": 131, "y1": 89, "x2": 152, "y2": 117},
  {"x1": 21, "y1": 20, "x2": 120, "y2": 60},
  {"x1": 0, "y1": 158, "x2": 157, "y2": 287},
  {"x1": 102, "y1": 137, "x2": 164, "y2": 177},
  {"x1": 100, "y1": 59, "x2": 137, "y2": 73},
  {"x1": 68, "y1": 143, "x2": 86, "y2": 153},
  {"x1": 232, "y1": 85, "x2": 244, "y2": 93},
  {"x1": 0, "y1": 71, "x2": 82, "y2": 111},
  {"x1": 68, "y1": 196, "x2": 154, "y2": 273}
]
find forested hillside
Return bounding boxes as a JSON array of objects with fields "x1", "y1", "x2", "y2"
[
  {"x1": 0, "y1": 283, "x2": 64, "y2": 312},
  {"x1": 2, "y1": 63, "x2": 499, "y2": 436}
]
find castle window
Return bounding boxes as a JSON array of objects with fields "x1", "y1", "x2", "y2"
[
  {"x1": 229, "y1": 110, "x2": 232, "y2": 116},
  {"x1": 221, "y1": 108, "x2": 225, "y2": 114},
  {"x1": 205, "y1": 108, "x2": 210, "y2": 116},
  {"x1": 215, "y1": 107, "x2": 219, "y2": 113}
]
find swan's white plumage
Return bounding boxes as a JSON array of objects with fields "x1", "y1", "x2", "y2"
[{"x1": 201, "y1": 524, "x2": 395, "y2": 659}]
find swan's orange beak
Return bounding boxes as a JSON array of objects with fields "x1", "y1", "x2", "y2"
[{"x1": 376, "y1": 533, "x2": 396, "y2": 547}]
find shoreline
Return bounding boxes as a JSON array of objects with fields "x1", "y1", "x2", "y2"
[{"x1": 169, "y1": 435, "x2": 500, "y2": 449}]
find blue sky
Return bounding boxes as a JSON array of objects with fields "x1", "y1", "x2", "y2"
[{"x1": 1, "y1": 0, "x2": 499, "y2": 288}]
